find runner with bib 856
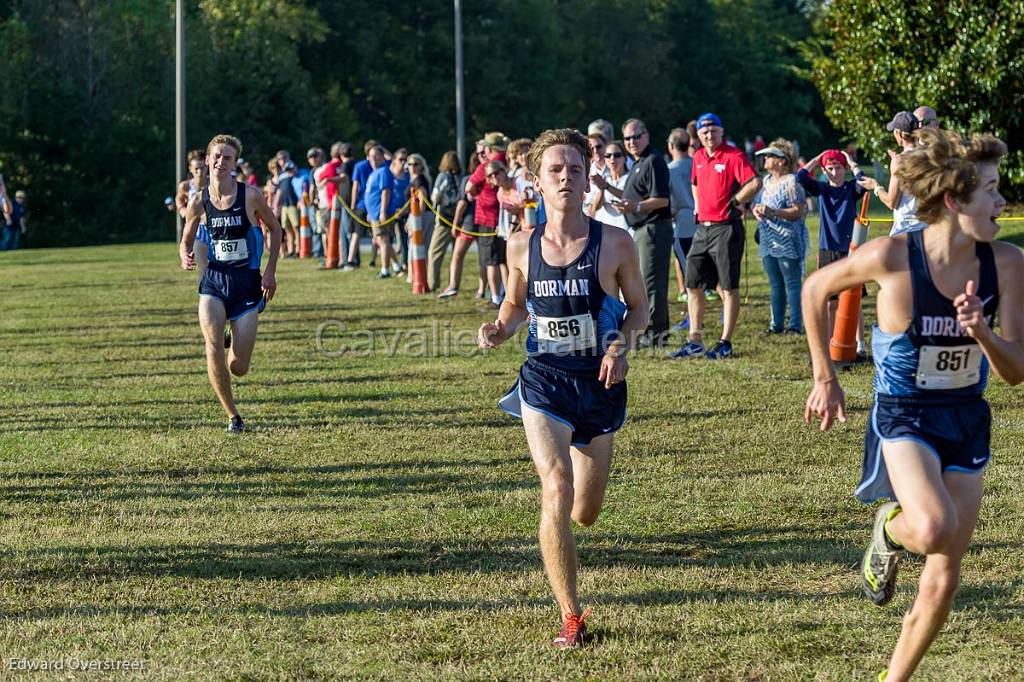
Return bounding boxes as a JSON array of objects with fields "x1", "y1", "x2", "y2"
[{"x1": 802, "y1": 128, "x2": 1024, "y2": 681}]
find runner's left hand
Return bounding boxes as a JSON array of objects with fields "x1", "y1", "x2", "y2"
[
  {"x1": 262, "y1": 271, "x2": 277, "y2": 302},
  {"x1": 804, "y1": 378, "x2": 847, "y2": 432},
  {"x1": 598, "y1": 353, "x2": 628, "y2": 389},
  {"x1": 954, "y1": 279, "x2": 987, "y2": 339}
]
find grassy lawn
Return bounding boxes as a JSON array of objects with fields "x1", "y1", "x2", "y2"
[{"x1": 1, "y1": 216, "x2": 1022, "y2": 680}]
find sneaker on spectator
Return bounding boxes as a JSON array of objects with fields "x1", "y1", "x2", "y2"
[
  {"x1": 667, "y1": 340, "x2": 705, "y2": 359},
  {"x1": 437, "y1": 287, "x2": 459, "y2": 299},
  {"x1": 705, "y1": 339, "x2": 734, "y2": 359},
  {"x1": 671, "y1": 317, "x2": 690, "y2": 334}
]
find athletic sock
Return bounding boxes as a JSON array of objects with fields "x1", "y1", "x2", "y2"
[
  {"x1": 883, "y1": 507, "x2": 904, "y2": 549},
  {"x1": 491, "y1": 294, "x2": 501, "y2": 305}
]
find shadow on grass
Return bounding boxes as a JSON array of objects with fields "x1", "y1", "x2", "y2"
[
  {"x1": 0, "y1": 402, "x2": 510, "y2": 433},
  {"x1": 1, "y1": 525, "x2": 866, "y2": 583},
  {"x1": 4, "y1": 578, "x2": 1022, "y2": 622}
]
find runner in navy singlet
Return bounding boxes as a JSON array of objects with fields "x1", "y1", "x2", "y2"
[
  {"x1": 180, "y1": 134, "x2": 283, "y2": 434},
  {"x1": 478, "y1": 129, "x2": 648, "y2": 649},
  {"x1": 802, "y1": 128, "x2": 1024, "y2": 681}
]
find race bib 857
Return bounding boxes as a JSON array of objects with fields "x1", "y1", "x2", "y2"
[{"x1": 214, "y1": 238, "x2": 248, "y2": 262}]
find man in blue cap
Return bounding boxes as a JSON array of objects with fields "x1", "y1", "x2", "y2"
[{"x1": 669, "y1": 113, "x2": 760, "y2": 360}]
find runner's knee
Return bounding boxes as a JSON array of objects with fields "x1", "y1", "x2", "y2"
[
  {"x1": 540, "y1": 474, "x2": 574, "y2": 514},
  {"x1": 571, "y1": 504, "x2": 600, "y2": 527},
  {"x1": 910, "y1": 513, "x2": 958, "y2": 554},
  {"x1": 230, "y1": 357, "x2": 250, "y2": 376},
  {"x1": 917, "y1": 568, "x2": 960, "y2": 606}
]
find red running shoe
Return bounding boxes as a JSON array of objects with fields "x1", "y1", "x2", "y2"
[{"x1": 552, "y1": 608, "x2": 591, "y2": 649}]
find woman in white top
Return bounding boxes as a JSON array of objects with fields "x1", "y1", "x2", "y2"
[
  {"x1": 859, "y1": 111, "x2": 928, "y2": 235},
  {"x1": 587, "y1": 140, "x2": 630, "y2": 230}
]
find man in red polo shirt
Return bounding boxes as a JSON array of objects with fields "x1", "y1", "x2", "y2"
[
  {"x1": 466, "y1": 132, "x2": 508, "y2": 308},
  {"x1": 669, "y1": 113, "x2": 760, "y2": 360}
]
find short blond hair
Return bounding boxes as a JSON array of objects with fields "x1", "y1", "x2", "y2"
[
  {"x1": 207, "y1": 134, "x2": 242, "y2": 158},
  {"x1": 526, "y1": 128, "x2": 589, "y2": 177},
  {"x1": 768, "y1": 137, "x2": 797, "y2": 172},
  {"x1": 897, "y1": 128, "x2": 1007, "y2": 224},
  {"x1": 507, "y1": 138, "x2": 533, "y2": 161}
]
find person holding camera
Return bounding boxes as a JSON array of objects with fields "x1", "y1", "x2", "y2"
[{"x1": 858, "y1": 111, "x2": 927, "y2": 236}]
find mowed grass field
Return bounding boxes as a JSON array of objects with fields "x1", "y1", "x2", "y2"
[{"x1": 1, "y1": 218, "x2": 1023, "y2": 680}]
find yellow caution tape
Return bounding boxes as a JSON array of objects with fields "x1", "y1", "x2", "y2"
[
  {"x1": 419, "y1": 195, "x2": 499, "y2": 238},
  {"x1": 339, "y1": 197, "x2": 413, "y2": 229}
]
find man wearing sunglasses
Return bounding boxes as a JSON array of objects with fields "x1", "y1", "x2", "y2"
[
  {"x1": 668, "y1": 113, "x2": 760, "y2": 360},
  {"x1": 913, "y1": 105, "x2": 940, "y2": 130},
  {"x1": 619, "y1": 118, "x2": 673, "y2": 347},
  {"x1": 583, "y1": 133, "x2": 608, "y2": 217}
]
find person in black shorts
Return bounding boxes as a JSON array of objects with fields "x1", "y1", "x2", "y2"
[
  {"x1": 669, "y1": 113, "x2": 761, "y2": 360},
  {"x1": 180, "y1": 134, "x2": 282, "y2": 433},
  {"x1": 803, "y1": 129, "x2": 1023, "y2": 681},
  {"x1": 478, "y1": 128, "x2": 648, "y2": 649}
]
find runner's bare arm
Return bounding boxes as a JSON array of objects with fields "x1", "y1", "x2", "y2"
[
  {"x1": 179, "y1": 193, "x2": 203, "y2": 270},
  {"x1": 249, "y1": 186, "x2": 282, "y2": 301},
  {"x1": 478, "y1": 230, "x2": 531, "y2": 349},
  {"x1": 175, "y1": 180, "x2": 190, "y2": 217},
  {"x1": 802, "y1": 238, "x2": 895, "y2": 430},
  {"x1": 599, "y1": 228, "x2": 648, "y2": 389},
  {"x1": 608, "y1": 228, "x2": 648, "y2": 356},
  {"x1": 956, "y1": 242, "x2": 1024, "y2": 385}
]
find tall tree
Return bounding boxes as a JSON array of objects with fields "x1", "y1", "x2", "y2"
[{"x1": 806, "y1": 0, "x2": 1024, "y2": 196}]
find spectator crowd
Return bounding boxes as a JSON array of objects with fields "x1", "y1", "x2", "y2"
[{"x1": 165, "y1": 104, "x2": 947, "y2": 358}]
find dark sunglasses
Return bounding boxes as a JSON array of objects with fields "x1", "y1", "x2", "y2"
[
  {"x1": 604, "y1": 152, "x2": 624, "y2": 159},
  {"x1": 623, "y1": 133, "x2": 645, "y2": 142}
]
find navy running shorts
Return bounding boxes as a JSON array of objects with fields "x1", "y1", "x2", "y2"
[
  {"x1": 856, "y1": 395, "x2": 991, "y2": 503},
  {"x1": 199, "y1": 267, "x2": 265, "y2": 321},
  {"x1": 498, "y1": 358, "x2": 626, "y2": 446}
]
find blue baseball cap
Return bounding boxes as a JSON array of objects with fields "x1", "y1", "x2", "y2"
[{"x1": 696, "y1": 113, "x2": 723, "y2": 129}]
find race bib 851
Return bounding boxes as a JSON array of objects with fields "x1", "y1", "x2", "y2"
[{"x1": 916, "y1": 345, "x2": 982, "y2": 390}]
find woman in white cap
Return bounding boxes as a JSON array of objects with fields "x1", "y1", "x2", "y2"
[{"x1": 753, "y1": 138, "x2": 808, "y2": 334}]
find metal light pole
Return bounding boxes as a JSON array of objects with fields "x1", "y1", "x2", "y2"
[
  {"x1": 175, "y1": 0, "x2": 186, "y2": 243},
  {"x1": 454, "y1": 0, "x2": 465, "y2": 169}
]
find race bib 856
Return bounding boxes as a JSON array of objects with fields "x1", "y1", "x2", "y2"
[{"x1": 536, "y1": 313, "x2": 596, "y2": 353}]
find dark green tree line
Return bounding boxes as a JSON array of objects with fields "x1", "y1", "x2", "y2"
[
  {"x1": 805, "y1": 0, "x2": 1024, "y2": 199},
  {"x1": 0, "y1": 0, "x2": 825, "y2": 247}
]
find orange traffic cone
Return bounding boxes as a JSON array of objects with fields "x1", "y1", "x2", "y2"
[
  {"x1": 408, "y1": 188, "x2": 428, "y2": 294},
  {"x1": 325, "y1": 195, "x2": 341, "y2": 269},
  {"x1": 829, "y1": 194, "x2": 871, "y2": 362},
  {"x1": 299, "y1": 180, "x2": 313, "y2": 259}
]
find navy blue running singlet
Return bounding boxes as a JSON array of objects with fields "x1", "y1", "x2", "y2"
[
  {"x1": 202, "y1": 182, "x2": 263, "y2": 271},
  {"x1": 872, "y1": 229, "x2": 999, "y2": 400},
  {"x1": 524, "y1": 220, "x2": 626, "y2": 375}
]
